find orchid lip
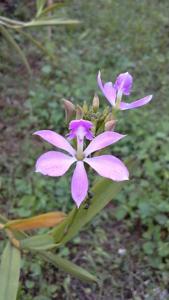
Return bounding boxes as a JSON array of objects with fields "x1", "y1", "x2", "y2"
[{"x1": 68, "y1": 119, "x2": 94, "y2": 141}]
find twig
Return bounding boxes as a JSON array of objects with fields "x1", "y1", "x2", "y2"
[{"x1": 47, "y1": 0, "x2": 53, "y2": 40}]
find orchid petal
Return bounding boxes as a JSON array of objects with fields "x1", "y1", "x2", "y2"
[
  {"x1": 120, "y1": 95, "x2": 153, "y2": 110},
  {"x1": 84, "y1": 155, "x2": 129, "y2": 181},
  {"x1": 114, "y1": 72, "x2": 133, "y2": 96},
  {"x1": 84, "y1": 131, "x2": 126, "y2": 156},
  {"x1": 33, "y1": 130, "x2": 76, "y2": 156},
  {"x1": 97, "y1": 71, "x2": 116, "y2": 106},
  {"x1": 35, "y1": 151, "x2": 76, "y2": 176},
  {"x1": 71, "y1": 161, "x2": 88, "y2": 207}
]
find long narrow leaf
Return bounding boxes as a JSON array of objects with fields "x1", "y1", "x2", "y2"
[
  {"x1": 52, "y1": 160, "x2": 134, "y2": 244},
  {"x1": 0, "y1": 26, "x2": 31, "y2": 75},
  {"x1": 0, "y1": 218, "x2": 97, "y2": 282},
  {"x1": 24, "y1": 19, "x2": 80, "y2": 28},
  {"x1": 5, "y1": 211, "x2": 66, "y2": 231},
  {"x1": 41, "y1": 252, "x2": 98, "y2": 283},
  {"x1": 40, "y1": 3, "x2": 65, "y2": 16},
  {"x1": 0, "y1": 242, "x2": 21, "y2": 300},
  {"x1": 36, "y1": 0, "x2": 47, "y2": 17},
  {"x1": 20, "y1": 233, "x2": 56, "y2": 250}
]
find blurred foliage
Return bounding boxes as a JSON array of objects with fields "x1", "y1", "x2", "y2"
[
  {"x1": 0, "y1": 0, "x2": 79, "y2": 73},
  {"x1": 0, "y1": 0, "x2": 169, "y2": 298}
]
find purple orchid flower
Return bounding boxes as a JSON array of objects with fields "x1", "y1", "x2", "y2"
[
  {"x1": 68, "y1": 119, "x2": 94, "y2": 142},
  {"x1": 97, "y1": 71, "x2": 153, "y2": 110},
  {"x1": 34, "y1": 120, "x2": 129, "y2": 208}
]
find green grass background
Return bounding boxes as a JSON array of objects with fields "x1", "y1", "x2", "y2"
[{"x1": 0, "y1": 0, "x2": 169, "y2": 299}]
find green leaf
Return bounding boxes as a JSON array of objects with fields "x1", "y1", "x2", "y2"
[
  {"x1": 0, "y1": 26, "x2": 31, "y2": 75},
  {"x1": 158, "y1": 242, "x2": 169, "y2": 257},
  {"x1": 154, "y1": 214, "x2": 168, "y2": 225},
  {"x1": 24, "y1": 19, "x2": 80, "y2": 28},
  {"x1": 40, "y1": 3, "x2": 65, "y2": 16},
  {"x1": 0, "y1": 242, "x2": 21, "y2": 300},
  {"x1": 143, "y1": 241, "x2": 154, "y2": 255},
  {"x1": 52, "y1": 177, "x2": 125, "y2": 244},
  {"x1": 41, "y1": 252, "x2": 98, "y2": 283},
  {"x1": 20, "y1": 233, "x2": 56, "y2": 250},
  {"x1": 138, "y1": 202, "x2": 153, "y2": 218},
  {"x1": 115, "y1": 206, "x2": 128, "y2": 220},
  {"x1": 36, "y1": 0, "x2": 47, "y2": 17}
]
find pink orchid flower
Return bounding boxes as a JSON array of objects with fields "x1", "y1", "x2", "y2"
[
  {"x1": 68, "y1": 119, "x2": 94, "y2": 141},
  {"x1": 34, "y1": 120, "x2": 129, "y2": 208},
  {"x1": 97, "y1": 71, "x2": 153, "y2": 110}
]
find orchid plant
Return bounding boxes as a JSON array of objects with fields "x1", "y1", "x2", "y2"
[{"x1": 0, "y1": 70, "x2": 153, "y2": 299}]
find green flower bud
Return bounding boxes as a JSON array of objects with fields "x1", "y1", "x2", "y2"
[{"x1": 92, "y1": 94, "x2": 99, "y2": 112}]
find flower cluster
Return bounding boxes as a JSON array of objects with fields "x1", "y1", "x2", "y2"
[{"x1": 34, "y1": 71, "x2": 153, "y2": 208}]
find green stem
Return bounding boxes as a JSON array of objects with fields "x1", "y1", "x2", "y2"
[{"x1": 62, "y1": 207, "x2": 78, "y2": 237}]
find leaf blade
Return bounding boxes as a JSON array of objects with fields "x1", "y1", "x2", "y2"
[
  {"x1": 36, "y1": 0, "x2": 47, "y2": 17},
  {"x1": 0, "y1": 242, "x2": 21, "y2": 300},
  {"x1": 40, "y1": 3, "x2": 65, "y2": 16},
  {"x1": 20, "y1": 233, "x2": 56, "y2": 250},
  {"x1": 5, "y1": 211, "x2": 66, "y2": 231},
  {"x1": 24, "y1": 19, "x2": 80, "y2": 28},
  {"x1": 41, "y1": 252, "x2": 98, "y2": 283}
]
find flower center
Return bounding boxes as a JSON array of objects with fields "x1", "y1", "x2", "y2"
[
  {"x1": 68, "y1": 119, "x2": 94, "y2": 161},
  {"x1": 76, "y1": 152, "x2": 84, "y2": 161}
]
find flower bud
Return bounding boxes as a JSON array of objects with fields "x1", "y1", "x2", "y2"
[
  {"x1": 105, "y1": 120, "x2": 116, "y2": 131},
  {"x1": 92, "y1": 94, "x2": 99, "y2": 112},
  {"x1": 83, "y1": 101, "x2": 88, "y2": 114},
  {"x1": 63, "y1": 99, "x2": 75, "y2": 122},
  {"x1": 76, "y1": 105, "x2": 83, "y2": 119}
]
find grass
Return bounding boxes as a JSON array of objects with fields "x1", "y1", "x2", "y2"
[{"x1": 0, "y1": 0, "x2": 169, "y2": 299}]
